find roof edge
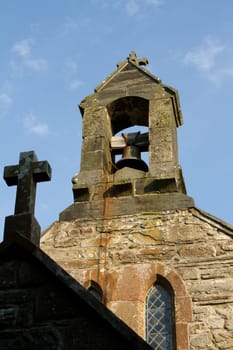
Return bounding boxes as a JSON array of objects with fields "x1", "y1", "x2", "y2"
[
  {"x1": 0, "y1": 233, "x2": 152, "y2": 350},
  {"x1": 190, "y1": 207, "x2": 233, "y2": 237},
  {"x1": 94, "y1": 60, "x2": 161, "y2": 93}
]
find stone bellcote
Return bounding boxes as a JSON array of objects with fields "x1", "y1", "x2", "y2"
[{"x1": 62, "y1": 53, "x2": 194, "y2": 221}]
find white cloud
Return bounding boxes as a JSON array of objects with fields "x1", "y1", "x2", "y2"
[
  {"x1": 64, "y1": 58, "x2": 83, "y2": 90},
  {"x1": 124, "y1": 0, "x2": 163, "y2": 15},
  {"x1": 63, "y1": 17, "x2": 80, "y2": 32},
  {"x1": 0, "y1": 92, "x2": 13, "y2": 118},
  {"x1": 0, "y1": 93, "x2": 12, "y2": 105},
  {"x1": 125, "y1": 0, "x2": 139, "y2": 16},
  {"x1": 207, "y1": 66, "x2": 233, "y2": 86},
  {"x1": 183, "y1": 37, "x2": 225, "y2": 72},
  {"x1": 12, "y1": 39, "x2": 32, "y2": 57},
  {"x1": 11, "y1": 38, "x2": 48, "y2": 72},
  {"x1": 22, "y1": 114, "x2": 49, "y2": 136},
  {"x1": 221, "y1": 67, "x2": 233, "y2": 78},
  {"x1": 94, "y1": 0, "x2": 163, "y2": 16},
  {"x1": 12, "y1": 39, "x2": 31, "y2": 57},
  {"x1": 64, "y1": 58, "x2": 78, "y2": 75},
  {"x1": 61, "y1": 17, "x2": 91, "y2": 36},
  {"x1": 144, "y1": 0, "x2": 163, "y2": 4},
  {"x1": 70, "y1": 80, "x2": 83, "y2": 90},
  {"x1": 24, "y1": 57, "x2": 48, "y2": 71},
  {"x1": 181, "y1": 37, "x2": 233, "y2": 85}
]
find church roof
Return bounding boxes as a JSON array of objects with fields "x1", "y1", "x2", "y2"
[{"x1": 0, "y1": 233, "x2": 152, "y2": 350}]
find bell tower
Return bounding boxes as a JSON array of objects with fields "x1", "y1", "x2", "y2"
[
  {"x1": 42, "y1": 53, "x2": 196, "y2": 349},
  {"x1": 67, "y1": 52, "x2": 193, "y2": 220}
]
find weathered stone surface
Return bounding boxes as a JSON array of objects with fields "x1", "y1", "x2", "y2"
[
  {"x1": 3, "y1": 151, "x2": 51, "y2": 246},
  {"x1": 105, "y1": 264, "x2": 154, "y2": 302},
  {"x1": 0, "y1": 237, "x2": 152, "y2": 350},
  {"x1": 190, "y1": 332, "x2": 212, "y2": 348},
  {"x1": 178, "y1": 267, "x2": 199, "y2": 280},
  {"x1": 187, "y1": 278, "x2": 233, "y2": 295},
  {"x1": 175, "y1": 297, "x2": 192, "y2": 323},
  {"x1": 212, "y1": 330, "x2": 233, "y2": 349},
  {"x1": 42, "y1": 207, "x2": 233, "y2": 349},
  {"x1": 107, "y1": 300, "x2": 145, "y2": 337},
  {"x1": 178, "y1": 244, "x2": 216, "y2": 258},
  {"x1": 41, "y1": 54, "x2": 233, "y2": 349},
  {"x1": 175, "y1": 323, "x2": 189, "y2": 350}
]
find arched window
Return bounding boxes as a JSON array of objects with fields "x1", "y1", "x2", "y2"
[{"x1": 146, "y1": 283, "x2": 174, "y2": 350}]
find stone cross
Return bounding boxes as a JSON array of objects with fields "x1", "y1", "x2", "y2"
[
  {"x1": 127, "y1": 51, "x2": 149, "y2": 66},
  {"x1": 3, "y1": 151, "x2": 51, "y2": 245},
  {"x1": 4, "y1": 151, "x2": 51, "y2": 215},
  {"x1": 117, "y1": 52, "x2": 149, "y2": 68}
]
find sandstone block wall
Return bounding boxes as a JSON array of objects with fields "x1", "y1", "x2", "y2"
[{"x1": 41, "y1": 208, "x2": 233, "y2": 350}]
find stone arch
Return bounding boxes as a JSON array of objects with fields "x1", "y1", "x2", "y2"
[
  {"x1": 146, "y1": 277, "x2": 175, "y2": 349},
  {"x1": 99, "y1": 262, "x2": 192, "y2": 348},
  {"x1": 144, "y1": 264, "x2": 192, "y2": 350},
  {"x1": 106, "y1": 96, "x2": 149, "y2": 135},
  {"x1": 107, "y1": 96, "x2": 149, "y2": 173}
]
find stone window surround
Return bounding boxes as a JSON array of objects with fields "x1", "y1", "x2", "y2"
[
  {"x1": 146, "y1": 276, "x2": 175, "y2": 349},
  {"x1": 83, "y1": 263, "x2": 192, "y2": 350},
  {"x1": 145, "y1": 264, "x2": 192, "y2": 350}
]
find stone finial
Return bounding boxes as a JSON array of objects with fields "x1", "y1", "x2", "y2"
[
  {"x1": 127, "y1": 52, "x2": 149, "y2": 66},
  {"x1": 3, "y1": 151, "x2": 51, "y2": 246},
  {"x1": 117, "y1": 52, "x2": 149, "y2": 68}
]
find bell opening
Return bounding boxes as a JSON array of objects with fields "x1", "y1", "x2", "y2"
[
  {"x1": 111, "y1": 124, "x2": 149, "y2": 173},
  {"x1": 115, "y1": 145, "x2": 149, "y2": 172}
]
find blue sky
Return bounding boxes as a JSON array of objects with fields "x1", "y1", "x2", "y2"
[{"x1": 1, "y1": 0, "x2": 233, "y2": 240}]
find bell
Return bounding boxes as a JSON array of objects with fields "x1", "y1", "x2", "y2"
[{"x1": 115, "y1": 145, "x2": 148, "y2": 172}]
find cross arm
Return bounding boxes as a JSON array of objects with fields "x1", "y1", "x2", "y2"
[
  {"x1": 3, "y1": 151, "x2": 52, "y2": 246},
  {"x1": 33, "y1": 161, "x2": 52, "y2": 182},
  {"x1": 4, "y1": 165, "x2": 19, "y2": 186}
]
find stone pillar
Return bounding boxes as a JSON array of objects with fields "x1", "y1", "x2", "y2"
[
  {"x1": 149, "y1": 97, "x2": 178, "y2": 179},
  {"x1": 73, "y1": 106, "x2": 112, "y2": 201}
]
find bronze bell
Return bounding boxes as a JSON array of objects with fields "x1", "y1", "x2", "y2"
[{"x1": 115, "y1": 145, "x2": 148, "y2": 172}]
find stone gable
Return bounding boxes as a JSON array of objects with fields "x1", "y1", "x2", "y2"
[{"x1": 41, "y1": 207, "x2": 233, "y2": 349}]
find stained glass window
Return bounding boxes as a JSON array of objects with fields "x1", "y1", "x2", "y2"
[{"x1": 146, "y1": 284, "x2": 174, "y2": 350}]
